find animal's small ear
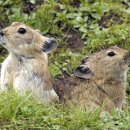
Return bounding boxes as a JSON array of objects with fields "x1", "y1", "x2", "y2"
[
  {"x1": 35, "y1": 29, "x2": 40, "y2": 33},
  {"x1": 11, "y1": 22, "x2": 21, "y2": 25},
  {"x1": 81, "y1": 56, "x2": 89, "y2": 64},
  {"x1": 42, "y1": 38, "x2": 58, "y2": 53},
  {"x1": 11, "y1": 22, "x2": 16, "y2": 25},
  {"x1": 74, "y1": 65, "x2": 93, "y2": 79}
]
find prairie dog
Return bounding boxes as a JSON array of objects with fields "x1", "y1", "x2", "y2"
[
  {"x1": 55, "y1": 46, "x2": 130, "y2": 112},
  {"x1": 0, "y1": 22, "x2": 58, "y2": 103}
]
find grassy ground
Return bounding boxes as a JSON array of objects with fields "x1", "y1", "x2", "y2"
[
  {"x1": 0, "y1": 91, "x2": 130, "y2": 130},
  {"x1": 1, "y1": 0, "x2": 130, "y2": 129}
]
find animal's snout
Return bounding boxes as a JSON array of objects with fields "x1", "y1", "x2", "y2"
[
  {"x1": 0, "y1": 30, "x2": 4, "y2": 36},
  {"x1": 124, "y1": 52, "x2": 130, "y2": 60}
]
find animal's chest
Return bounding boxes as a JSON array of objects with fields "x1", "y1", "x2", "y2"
[
  {"x1": 13, "y1": 59, "x2": 45, "y2": 89},
  {"x1": 14, "y1": 59, "x2": 33, "y2": 76}
]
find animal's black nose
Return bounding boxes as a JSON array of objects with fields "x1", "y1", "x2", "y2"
[
  {"x1": 124, "y1": 52, "x2": 130, "y2": 60},
  {"x1": 0, "y1": 31, "x2": 4, "y2": 36}
]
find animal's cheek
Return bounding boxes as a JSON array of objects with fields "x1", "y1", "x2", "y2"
[
  {"x1": 26, "y1": 37, "x2": 33, "y2": 44},
  {"x1": 2, "y1": 35, "x2": 10, "y2": 43},
  {"x1": 3, "y1": 33, "x2": 9, "y2": 38},
  {"x1": 6, "y1": 38, "x2": 19, "y2": 48},
  {"x1": 103, "y1": 63, "x2": 108, "y2": 67},
  {"x1": 18, "y1": 35, "x2": 33, "y2": 45},
  {"x1": 9, "y1": 36, "x2": 23, "y2": 45},
  {"x1": 24, "y1": 33, "x2": 33, "y2": 44}
]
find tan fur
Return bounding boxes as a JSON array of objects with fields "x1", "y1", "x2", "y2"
[
  {"x1": 59, "y1": 46, "x2": 130, "y2": 112},
  {"x1": 0, "y1": 22, "x2": 58, "y2": 103}
]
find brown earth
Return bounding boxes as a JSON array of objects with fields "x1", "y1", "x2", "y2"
[
  {"x1": 99, "y1": 12, "x2": 122, "y2": 28},
  {"x1": 66, "y1": 29, "x2": 84, "y2": 52},
  {"x1": 53, "y1": 73, "x2": 71, "y2": 101}
]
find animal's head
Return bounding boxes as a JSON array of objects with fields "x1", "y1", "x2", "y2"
[
  {"x1": 0, "y1": 22, "x2": 58, "y2": 56},
  {"x1": 74, "y1": 46, "x2": 130, "y2": 80}
]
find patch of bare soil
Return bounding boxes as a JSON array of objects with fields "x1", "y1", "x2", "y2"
[
  {"x1": 23, "y1": 0, "x2": 44, "y2": 14},
  {"x1": 53, "y1": 73, "x2": 72, "y2": 101},
  {"x1": 71, "y1": 0, "x2": 80, "y2": 7},
  {"x1": 0, "y1": 119, "x2": 10, "y2": 127},
  {"x1": 66, "y1": 29, "x2": 84, "y2": 52},
  {"x1": 99, "y1": 12, "x2": 122, "y2": 28},
  {"x1": 58, "y1": 0, "x2": 80, "y2": 7},
  {"x1": 53, "y1": 72, "x2": 86, "y2": 101}
]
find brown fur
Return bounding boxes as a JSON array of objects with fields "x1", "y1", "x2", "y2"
[
  {"x1": 0, "y1": 22, "x2": 58, "y2": 103},
  {"x1": 55, "y1": 46, "x2": 130, "y2": 112}
]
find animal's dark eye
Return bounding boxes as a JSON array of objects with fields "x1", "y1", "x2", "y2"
[
  {"x1": 18, "y1": 28, "x2": 26, "y2": 34},
  {"x1": 107, "y1": 51, "x2": 116, "y2": 57}
]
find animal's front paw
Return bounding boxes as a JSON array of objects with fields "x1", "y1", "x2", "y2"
[
  {"x1": 50, "y1": 89, "x2": 59, "y2": 103},
  {"x1": 42, "y1": 89, "x2": 59, "y2": 103}
]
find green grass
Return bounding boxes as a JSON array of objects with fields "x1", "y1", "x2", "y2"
[
  {"x1": 0, "y1": 91, "x2": 130, "y2": 130},
  {"x1": 1, "y1": 0, "x2": 130, "y2": 76},
  {"x1": 1, "y1": 0, "x2": 130, "y2": 129}
]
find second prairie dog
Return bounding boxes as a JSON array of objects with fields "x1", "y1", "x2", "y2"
[
  {"x1": 0, "y1": 22, "x2": 58, "y2": 103},
  {"x1": 55, "y1": 46, "x2": 130, "y2": 112}
]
